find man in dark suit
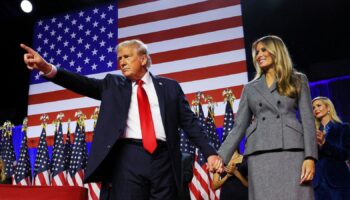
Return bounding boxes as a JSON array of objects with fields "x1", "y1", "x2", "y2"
[{"x1": 21, "y1": 40, "x2": 223, "y2": 200}]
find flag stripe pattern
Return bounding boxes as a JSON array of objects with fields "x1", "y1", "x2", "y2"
[{"x1": 26, "y1": 0, "x2": 248, "y2": 142}]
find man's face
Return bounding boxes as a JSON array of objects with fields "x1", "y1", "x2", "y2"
[{"x1": 118, "y1": 46, "x2": 147, "y2": 81}]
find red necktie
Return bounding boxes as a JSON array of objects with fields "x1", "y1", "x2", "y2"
[{"x1": 136, "y1": 80, "x2": 157, "y2": 154}]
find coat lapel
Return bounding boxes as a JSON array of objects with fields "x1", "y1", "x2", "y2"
[
  {"x1": 151, "y1": 74, "x2": 166, "y2": 126},
  {"x1": 116, "y1": 77, "x2": 132, "y2": 113},
  {"x1": 252, "y1": 74, "x2": 279, "y2": 112}
]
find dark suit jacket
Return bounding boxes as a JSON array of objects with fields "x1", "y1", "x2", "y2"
[
  {"x1": 50, "y1": 68, "x2": 216, "y2": 190},
  {"x1": 313, "y1": 122, "x2": 350, "y2": 188}
]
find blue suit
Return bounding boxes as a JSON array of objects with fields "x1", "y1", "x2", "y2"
[
  {"x1": 313, "y1": 122, "x2": 350, "y2": 200},
  {"x1": 49, "y1": 68, "x2": 216, "y2": 198}
]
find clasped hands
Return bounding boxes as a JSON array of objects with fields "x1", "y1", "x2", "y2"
[{"x1": 207, "y1": 155, "x2": 225, "y2": 173}]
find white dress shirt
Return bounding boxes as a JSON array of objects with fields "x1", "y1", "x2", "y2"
[{"x1": 123, "y1": 71, "x2": 166, "y2": 141}]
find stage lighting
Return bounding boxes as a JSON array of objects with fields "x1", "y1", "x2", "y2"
[{"x1": 21, "y1": 0, "x2": 33, "y2": 13}]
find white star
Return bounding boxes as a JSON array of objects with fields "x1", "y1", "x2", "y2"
[
  {"x1": 70, "y1": 46, "x2": 76, "y2": 52},
  {"x1": 108, "y1": 5, "x2": 114, "y2": 10},
  {"x1": 44, "y1": 25, "x2": 49, "y2": 31},
  {"x1": 86, "y1": 16, "x2": 91, "y2": 22},
  {"x1": 57, "y1": 35, "x2": 62, "y2": 41},
  {"x1": 91, "y1": 64, "x2": 97, "y2": 70},
  {"x1": 70, "y1": 32, "x2": 76, "y2": 38},
  {"x1": 76, "y1": 66, "x2": 82, "y2": 72},
  {"x1": 100, "y1": 26, "x2": 106, "y2": 33},
  {"x1": 77, "y1": 52, "x2": 83, "y2": 58},
  {"x1": 35, "y1": 73, "x2": 40, "y2": 80},
  {"x1": 79, "y1": 11, "x2": 84, "y2": 17},
  {"x1": 71, "y1": 19, "x2": 77, "y2": 25},
  {"x1": 108, "y1": 18, "x2": 113, "y2": 24},
  {"x1": 92, "y1": 35, "x2": 98, "y2": 41},
  {"x1": 38, "y1": 33, "x2": 42, "y2": 39},
  {"x1": 85, "y1": 43, "x2": 90, "y2": 49},
  {"x1": 64, "y1": 41, "x2": 69, "y2": 47},
  {"x1": 99, "y1": 40, "x2": 106, "y2": 47},
  {"x1": 64, "y1": 27, "x2": 70, "y2": 33},
  {"x1": 51, "y1": 17, "x2": 56, "y2": 23},
  {"x1": 56, "y1": 49, "x2": 61, "y2": 55},
  {"x1": 64, "y1": 14, "x2": 70, "y2": 20},
  {"x1": 38, "y1": 20, "x2": 43, "y2": 26},
  {"x1": 107, "y1": 32, "x2": 113, "y2": 38},
  {"x1": 93, "y1": 21, "x2": 98, "y2": 27},
  {"x1": 93, "y1": 8, "x2": 99, "y2": 14},
  {"x1": 78, "y1": 24, "x2": 84, "y2": 30},
  {"x1": 78, "y1": 38, "x2": 83, "y2": 44},
  {"x1": 57, "y1": 22, "x2": 63, "y2": 28},
  {"x1": 99, "y1": 55, "x2": 105, "y2": 61},
  {"x1": 69, "y1": 60, "x2": 75, "y2": 67},
  {"x1": 92, "y1": 49, "x2": 98, "y2": 55},
  {"x1": 85, "y1": 29, "x2": 91, "y2": 36},
  {"x1": 107, "y1": 61, "x2": 113, "y2": 68},
  {"x1": 100, "y1": 13, "x2": 106, "y2": 19},
  {"x1": 63, "y1": 55, "x2": 68, "y2": 61}
]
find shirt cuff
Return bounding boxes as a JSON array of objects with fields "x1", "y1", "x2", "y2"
[{"x1": 39, "y1": 64, "x2": 57, "y2": 78}]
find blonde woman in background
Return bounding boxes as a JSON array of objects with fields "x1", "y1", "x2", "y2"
[
  {"x1": 0, "y1": 158, "x2": 9, "y2": 184},
  {"x1": 312, "y1": 96, "x2": 350, "y2": 200},
  {"x1": 218, "y1": 35, "x2": 317, "y2": 200}
]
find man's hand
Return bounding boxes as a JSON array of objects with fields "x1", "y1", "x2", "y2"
[
  {"x1": 207, "y1": 155, "x2": 224, "y2": 173},
  {"x1": 20, "y1": 43, "x2": 52, "y2": 73},
  {"x1": 300, "y1": 159, "x2": 315, "y2": 184}
]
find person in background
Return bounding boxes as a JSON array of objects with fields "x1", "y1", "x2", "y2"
[
  {"x1": 0, "y1": 158, "x2": 11, "y2": 184},
  {"x1": 212, "y1": 149, "x2": 248, "y2": 200},
  {"x1": 312, "y1": 96, "x2": 350, "y2": 200},
  {"x1": 217, "y1": 35, "x2": 317, "y2": 200},
  {"x1": 20, "y1": 39, "x2": 223, "y2": 200}
]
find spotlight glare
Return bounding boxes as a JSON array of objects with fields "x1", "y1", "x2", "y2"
[{"x1": 21, "y1": 0, "x2": 33, "y2": 13}]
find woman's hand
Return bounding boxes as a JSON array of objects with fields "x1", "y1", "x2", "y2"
[
  {"x1": 316, "y1": 130, "x2": 326, "y2": 146},
  {"x1": 225, "y1": 162, "x2": 236, "y2": 176},
  {"x1": 300, "y1": 159, "x2": 315, "y2": 184}
]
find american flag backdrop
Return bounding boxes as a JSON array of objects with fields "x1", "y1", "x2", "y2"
[{"x1": 26, "y1": 0, "x2": 247, "y2": 142}]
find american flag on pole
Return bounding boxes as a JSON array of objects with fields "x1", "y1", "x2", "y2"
[
  {"x1": 34, "y1": 123, "x2": 51, "y2": 186},
  {"x1": 179, "y1": 128, "x2": 195, "y2": 155},
  {"x1": 189, "y1": 103, "x2": 219, "y2": 200},
  {"x1": 222, "y1": 101, "x2": 234, "y2": 142},
  {"x1": 13, "y1": 120, "x2": 32, "y2": 186},
  {"x1": 26, "y1": 0, "x2": 247, "y2": 142},
  {"x1": 67, "y1": 119, "x2": 87, "y2": 187},
  {"x1": 51, "y1": 121, "x2": 67, "y2": 186}
]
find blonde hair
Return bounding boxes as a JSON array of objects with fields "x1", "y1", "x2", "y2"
[
  {"x1": 312, "y1": 96, "x2": 342, "y2": 130},
  {"x1": 252, "y1": 35, "x2": 301, "y2": 98},
  {"x1": 116, "y1": 39, "x2": 152, "y2": 68},
  {"x1": 0, "y1": 158, "x2": 6, "y2": 182}
]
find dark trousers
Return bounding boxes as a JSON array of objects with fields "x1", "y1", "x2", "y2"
[{"x1": 108, "y1": 139, "x2": 177, "y2": 200}]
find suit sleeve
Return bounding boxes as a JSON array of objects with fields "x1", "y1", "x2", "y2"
[
  {"x1": 320, "y1": 123, "x2": 350, "y2": 161},
  {"x1": 298, "y1": 74, "x2": 318, "y2": 160},
  {"x1": 176, "y1": 82, "x2": 217, "y2": 158},
  {"x1": 218, "y1": 85, "x2": 252, "y2": 164},
  {"x1": 48, "y1": 67, "x2": 105, "y2": 100}
]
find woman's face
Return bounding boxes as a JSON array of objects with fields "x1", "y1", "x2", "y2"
[
  {"x1": 255, "y1": 42, "x2": 274, "y2": 71},
  {"x1": 312, "y1": 100, "x2": 330, "y2": 120}
]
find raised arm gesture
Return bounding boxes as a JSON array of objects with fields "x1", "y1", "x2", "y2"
[{"x1": 20, "y1": 43, "x2": 52, "y2": 74}]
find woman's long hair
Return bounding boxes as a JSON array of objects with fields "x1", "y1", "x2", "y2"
[
  {"x1": 252, "y1": 35, "x2": 301, "y2": 98},
  {"x1": 0, "y1": 158, "x2": 6, "y2": 182},
  {"x1": 312, "y1": 96, "x2": 342, "y2": 130}
]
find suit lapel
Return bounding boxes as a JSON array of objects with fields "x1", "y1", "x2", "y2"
[
  {"x1": 116, "y1": 77, "x2": 132, "y2": 113},
  {"x1": 252, "y1": 74, "x2": 279, "y2": 112},
  {"x1": 151, "y1": 74, "x2": 166, "y2": 126}
]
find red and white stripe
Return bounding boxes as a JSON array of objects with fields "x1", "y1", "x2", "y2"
[
  {"x1": 13, "y1": 176, "x2": 31, "y2": 186},
  {"x1": 67, "y1": 170, "x2": 84, "y2": 187},
  {"x1": 189, "y1": 149, "x2": 220, "y2": 200},
  {"x1": 34, "y1": 170, "x2": 50, "y2": 186},
  {"x1": 51, "y1": 171, "x2": 67, "y2": 186}
]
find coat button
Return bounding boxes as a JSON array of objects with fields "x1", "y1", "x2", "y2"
[
  {"x1": 107, "y1": 145, "x2": 111, "y2": 149},
  {"x1": 276, "y1": 115, "x2": 280, "y2": 119},
  {"x1": 259, "y1": 103, "x2": 262, "y2": 107},
  {"x1": 277, "y1": 100, "x2": 281, "y2": 105},
  {"x1": 262, "y1": 117, "x2": 266, "y2": 121}
]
